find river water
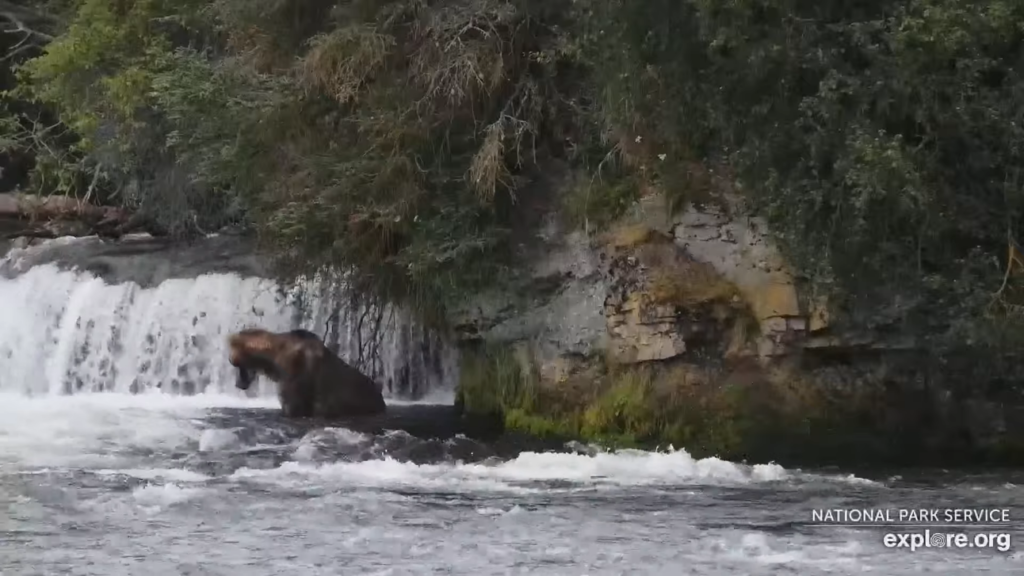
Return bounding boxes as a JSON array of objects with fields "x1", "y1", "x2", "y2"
[{"x1": 0, "y1": 260, "x2": 1022, "y2": 575}]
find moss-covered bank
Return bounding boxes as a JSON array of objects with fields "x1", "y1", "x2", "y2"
[{"x1": 455, "y1": 343, "x2": 1024, "y2": 468}]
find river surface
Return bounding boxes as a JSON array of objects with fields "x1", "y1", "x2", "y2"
[
  {"x1": 1, "y1": 393, "x2": 1021, "y2": 575},
  {"x1": 0, "y1": 250, "x2": 1022, "y2": 575}
]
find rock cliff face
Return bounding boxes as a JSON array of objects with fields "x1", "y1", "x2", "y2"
[
  {"x1": 451, "y1": 190, "x2": 1024, "y2": 466},
  {"x1": 451, "y1": 191, "x2": 816, "y2": 376}
]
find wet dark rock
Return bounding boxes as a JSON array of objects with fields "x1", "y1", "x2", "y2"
[{"x1": 1, "y1": 233, "x2": 267, "y2": 287}]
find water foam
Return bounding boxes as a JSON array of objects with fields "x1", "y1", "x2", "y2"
[
  {"x1": 0, "y1": 392, "x2": 255, "y2": 469},
  {"x1": 228, "y1": 449, "x2": 792, "y2": 494},
  {"x1": 131, "y1": 482, "x2": 206, "y2": 512},
  {"x1": 0, "y1": 262, "x2": 456, "y2": 400},
  {"x1": 0, "y1": 392, "x2": 864, "y2": 494}
]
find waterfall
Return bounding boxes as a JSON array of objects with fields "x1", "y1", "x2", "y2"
[{"x1": 0, "y1": 244, "x2": 457, "y2": 402}]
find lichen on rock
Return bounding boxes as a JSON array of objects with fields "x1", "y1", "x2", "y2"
[{"x1": 601, "y1": 223, "x2": 750, "y2": 364}]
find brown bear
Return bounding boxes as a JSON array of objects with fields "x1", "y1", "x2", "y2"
[{"x1": 227, "y1": 327, "x2": 387, "y2": 418}]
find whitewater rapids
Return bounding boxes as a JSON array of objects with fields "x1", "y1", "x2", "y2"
[{"x1": 1, "y1": 393, "x2": 1022, "y2": 575}]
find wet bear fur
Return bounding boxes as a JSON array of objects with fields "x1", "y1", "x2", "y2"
[{"x1": 228, "y1": 328, "x2": 386, "y2": 418}]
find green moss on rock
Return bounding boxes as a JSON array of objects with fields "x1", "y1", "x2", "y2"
[{"x1": 456, "y1": 344, "x2": 1024, "y2": 466}]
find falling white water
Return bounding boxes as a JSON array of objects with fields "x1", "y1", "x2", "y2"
[{"x1": 0, "y1": 262, "x2": 457, "y2": 400}]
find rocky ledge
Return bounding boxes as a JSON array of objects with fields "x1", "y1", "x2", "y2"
[
  {"x1": 1, "y1": 232, "x2": 267, "y2": 287},
  {"x1": 0, "y1": 192, "x2": 266, "y2": 286}
]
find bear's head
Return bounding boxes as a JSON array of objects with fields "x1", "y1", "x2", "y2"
[{"x1": 227, "y1": 329, "x2": 279, "y2": 390}]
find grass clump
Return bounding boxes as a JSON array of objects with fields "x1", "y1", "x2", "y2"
[
  {"x1": 561, "y1": 171, "x2": 643, "y2": 233},
  {"x1": 457, "y1": 343, "x2": 536, "y2": 416}
]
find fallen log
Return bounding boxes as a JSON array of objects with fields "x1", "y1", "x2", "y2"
[
  {"x1": 0, "y1": 192, "x2": 108, "y2": 220},
  {"x1": 0, "y1": 192, "x2": 165, "y2": 239}
]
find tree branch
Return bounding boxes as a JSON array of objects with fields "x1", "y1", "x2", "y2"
[{"x1": 0, "y1": 8, "x2": 54, "y2": 42}]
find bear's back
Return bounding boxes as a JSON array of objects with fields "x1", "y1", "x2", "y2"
[
  {"x1": 288, "y1": 329, "x2": 323, "y2": 342},
  {"x1": 316, "y1": 353, "x2": 387, "y2": 416}
]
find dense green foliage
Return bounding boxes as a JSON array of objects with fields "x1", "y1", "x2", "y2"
[
  {"x1": 3, "y1": 0, "x2": 1024, "y2": 339},
  {"x1": 581, "y1": 0, "x2": 1024, "y2": 346}
]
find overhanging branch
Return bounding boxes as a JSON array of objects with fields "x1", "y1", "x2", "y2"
[{"x1": 0, "y1": 1, "x2": 57, "y2": 57}]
